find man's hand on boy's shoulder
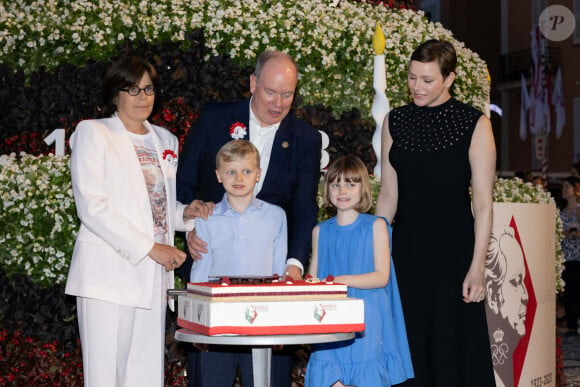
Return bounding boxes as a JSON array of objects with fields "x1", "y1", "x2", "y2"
[{"x1": 187, "y1": 230, "x2": 208, "y2": 261}]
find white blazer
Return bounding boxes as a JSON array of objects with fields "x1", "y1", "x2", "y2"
[{"x1": 65, "y1": 116, "x2": 193, "y2": 309}]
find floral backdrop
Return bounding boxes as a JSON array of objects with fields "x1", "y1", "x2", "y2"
[
  {"x1": 0, "y1": 0, "x2": 564, "y2": 385},
  {"x1": 0, "y1": 0, "x2": 489, "y2": 119}
]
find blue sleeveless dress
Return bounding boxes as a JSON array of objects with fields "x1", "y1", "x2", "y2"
[{"x1": 304, "y1": 213, "x2": 414, "y2": 386}]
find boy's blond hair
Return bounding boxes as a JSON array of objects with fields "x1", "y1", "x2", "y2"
[{"x1": 216, "y1": 140, "x2": 261, "y2": 168}]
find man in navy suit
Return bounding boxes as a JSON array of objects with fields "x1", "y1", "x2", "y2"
[{"x1": 176, "y1": 51, "x2": 321, "y2": 387}]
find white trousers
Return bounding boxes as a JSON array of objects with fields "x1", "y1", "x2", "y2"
[{"x1": 77, "y1": 266, "x2": 166, "y2": 387}]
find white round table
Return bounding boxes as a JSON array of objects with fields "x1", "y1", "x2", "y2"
[{"x1": 174, "y1": 328, "x2": 355, "y2": 387}]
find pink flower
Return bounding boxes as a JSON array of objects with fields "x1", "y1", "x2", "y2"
[{"x1": 229, "y1": 122, "x2": 247, "y2": 140}]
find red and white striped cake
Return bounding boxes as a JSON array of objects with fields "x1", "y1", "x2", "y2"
[
  {"x1": 177, "y1": 277, "x2": 364, "y2": 336},
  {"x1": 186, "y1": 277, "x2": 347, "y2": 302}
]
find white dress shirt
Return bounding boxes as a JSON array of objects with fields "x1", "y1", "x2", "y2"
[
  {"x1": 249, "y1": 105, "x2": 279, "y2": 195},
  {"x1": 248, "y1": 101, "x2": 303, "y2": 273}
]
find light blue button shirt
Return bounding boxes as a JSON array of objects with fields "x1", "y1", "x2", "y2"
[{"x1": 190, "y1": 194, "x2": 288, "y2": 282}]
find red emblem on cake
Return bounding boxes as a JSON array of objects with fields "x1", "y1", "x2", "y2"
[
  {"x1": 245, "y1": 306, "x2": 258, "y2": 324},
  {"x1": 314, "y1": 304, "x2": 327, "y2": 322}
]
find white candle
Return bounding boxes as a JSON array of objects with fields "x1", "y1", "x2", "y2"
[{"x1": 371, "y1": 23, "x2": 390, "y2": 177}]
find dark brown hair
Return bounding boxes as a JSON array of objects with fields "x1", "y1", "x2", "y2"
[
  {"x1": 101, "y1": 56, "x2": 159, "y2": 117},
  {"x1": 410, "y1": 39, "x2": 457, "y2": 79}
]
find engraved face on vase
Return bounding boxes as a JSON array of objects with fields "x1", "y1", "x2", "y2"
[
  {"x1": 497, "y1": 236, "x2": 528, "y2": 336},
  {"x1": 486, "y1": 227, "x2": 529, "y2": 337}
]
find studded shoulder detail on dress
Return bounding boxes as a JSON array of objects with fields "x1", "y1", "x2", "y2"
[{"x1": 389, "y1": 98, "x2": 482, "y2": 152}]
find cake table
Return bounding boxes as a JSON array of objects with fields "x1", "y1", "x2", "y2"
[{"x1": 174, "y1": 328, "x2": 355, "y2": 387}]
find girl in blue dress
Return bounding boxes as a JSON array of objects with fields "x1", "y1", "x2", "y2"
[{"x1": 305, "y1": 155, "x2": 414, "y2": 387}]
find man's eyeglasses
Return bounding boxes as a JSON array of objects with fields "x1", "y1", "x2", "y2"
[{"x1": 119, "y1": 85, "x2": 155, "y2": 96}]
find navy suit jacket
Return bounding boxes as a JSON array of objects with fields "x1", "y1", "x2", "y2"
[{"x1": 176, "y1": 99, "x2": 321, "y2": 279}]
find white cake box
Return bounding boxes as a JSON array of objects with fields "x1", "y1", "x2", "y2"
[{"x1": 177, "y1": 294, "x2": 365, "y2": 336}]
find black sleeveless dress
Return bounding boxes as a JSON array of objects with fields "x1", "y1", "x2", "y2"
[{"x1": 389, "y1": 98, "x2": 495, "y2": 386}]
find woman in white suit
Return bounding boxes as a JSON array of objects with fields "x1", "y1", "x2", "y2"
[{"x1": 65, "y1": 57, "x2": 200, "y2": 387}]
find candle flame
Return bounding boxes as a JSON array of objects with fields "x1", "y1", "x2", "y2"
[{"x1": 373, "y1": 22, "x2": 386, "y2": 55}]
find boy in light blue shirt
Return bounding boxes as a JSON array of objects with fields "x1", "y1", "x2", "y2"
[
  {"x1": 188, "y1": 140, "x2": 288, "y2": 387},
  {"x1": 190, "y1": 140, "x2": 287, "y2": 281}
]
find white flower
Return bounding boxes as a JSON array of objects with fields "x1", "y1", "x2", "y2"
[
  {"x1": 0, "y1": 154, "x2": 78, "y2": 287},
  {"x1": 0, "y1": 0, "x2": 489, "y2": 117}
]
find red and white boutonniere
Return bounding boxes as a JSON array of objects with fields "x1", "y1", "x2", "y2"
[
  {"x1": 229, "y1": 122, "x2": 247, "y2": 140},
  {"x1": 162, "y1": 149, "x2": 178, "y2": 168}
]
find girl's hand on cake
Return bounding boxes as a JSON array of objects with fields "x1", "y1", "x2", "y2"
[{"x1": 148, "y1": 243, "x2": 186, "y2": 271}]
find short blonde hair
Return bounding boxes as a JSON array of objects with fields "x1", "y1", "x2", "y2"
[
  {"x1": 323, "y1": 155, "x2": 372, "y2": 213},
  {"x1": 216, "y1": 140, "x2": 260, "y2": 168}
]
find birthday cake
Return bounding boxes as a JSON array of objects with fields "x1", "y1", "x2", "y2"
[{"x1": 177, "y1": 276, "x2": 365, "y2": 335}]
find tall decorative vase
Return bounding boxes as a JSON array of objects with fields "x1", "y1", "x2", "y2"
[{"x1": 485, "y1": 202, "x2": 556, "y2": 387}]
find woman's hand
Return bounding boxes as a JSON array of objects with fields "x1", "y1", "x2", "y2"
[
  {"x1": 462, "y1": 265, "x2": 486, "y2": 303},
  {"x1": 148, "y1": 243, "x2": 186, "y2": 271},
  {"x1": 183, "y1": 199, "x2": 214, "y2": 221}
]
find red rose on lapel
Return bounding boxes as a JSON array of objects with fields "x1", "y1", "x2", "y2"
[
  {"x1": 229, "y1": 122, "x2": 247, "y2": 140},
  {"x1": 162, "y1": 149, "x2": 177, "y2": 168}
]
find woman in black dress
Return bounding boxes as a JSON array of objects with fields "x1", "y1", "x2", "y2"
[{"x1": 375, "y1": 39, "x2": 496, "y2": 386}]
